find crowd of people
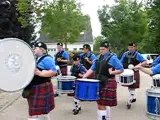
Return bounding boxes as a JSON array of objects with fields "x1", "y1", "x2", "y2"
[{"x1": 24, "y1": 41, "x2": 160, "y2": 120}]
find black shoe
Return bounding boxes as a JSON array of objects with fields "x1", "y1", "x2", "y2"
[
  {"x1": 127, "y1": 104, "x2": 131, "y2": 109},
  {"x1": 72, "y1": 107, "x2": 81, "y2": 115},
  {"x1": 130, "y1": 98, "x2": 136, "y2": 103},
  {"x1": 73, "y1": 109, "x2": 79, "y2": 115},
  {"x1": 73, "y1": 107, "x2": 81, "y2": 111}
]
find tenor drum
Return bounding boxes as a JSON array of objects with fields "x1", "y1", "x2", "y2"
[
  {"x1": 75, "y1": 79, "x2": 100, "y2": 101},
  {"x1": 57, "y1": 76, "x2": 76, "y2": 93},
  {"x1": 119, "y1": 69, "x2": 135, "y2": 86},
  {"x1": 146, "y1": 88, "x2": 160, "y2": 118},
  {"x1": 0, "y1": 38, "x2": 36, "y2": 92},
  {"x1": 152, "y1": 74, "x2": 160, "y2": 88}
]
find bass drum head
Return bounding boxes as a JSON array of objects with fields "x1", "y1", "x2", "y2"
[{"x1": 0, "y1": 38, "x2": 36, "y2": 92}]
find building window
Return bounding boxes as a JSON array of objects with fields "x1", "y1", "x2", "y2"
[
  {"x1": 79, "y1": 48, "x2": 83, "y2": 50},
  {"x1": 73, "y1": 48, "x2": 77, "y2": 51}
]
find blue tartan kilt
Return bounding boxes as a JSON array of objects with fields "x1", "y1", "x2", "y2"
[{"x1": 27, "y1": 82, "x2": 55, "y2": 116}]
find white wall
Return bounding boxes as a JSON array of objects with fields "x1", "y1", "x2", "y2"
[{"x1": 46, "y1": 43, "x2": 93, "y2": 57}]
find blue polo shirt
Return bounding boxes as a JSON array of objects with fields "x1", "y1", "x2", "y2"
[
  {"x1": 70, "y1": 64, "x2": 87, "y2": 74},
  {"x1": 55, "y1": 50, "x2": 70, "y2": 65},
  {"x1": 151, "y1": 63, "x2": 160, "y2": 75},
  {"x1": 80, "y1": 51, "x2": 97, "y2": 62},
  {"x1": 152, "y1": 56, "x2": 160, "y2": 67},
  {"x1": 37, "y1": 55, "x2": 57, "y2": 72},
  {"x1": 120, "y1": 51, "x2": 146, "y2": 63},
  {"x1": 91, "y1": 52, "x2": 124, "y2": 71}
]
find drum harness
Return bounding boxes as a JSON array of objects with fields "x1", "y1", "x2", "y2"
[
  {"x1": 22, "y1": 54, "x2": 52, "y2": 98},
  {"x1": 71, "y1": 64, "x2": 82, "y2": 78},
  {"x1": 123, "y1": 51, "x2": 139, "y2": 69},
  {"x1": 81, "y1": 53, "x2": 92, "y2": 70},
  {"x1": 96, "y1": 53, "x2": 114, "y2": 86},
  {"x1": 55, "y1": 50, "x2": 67, "y2": 67}
]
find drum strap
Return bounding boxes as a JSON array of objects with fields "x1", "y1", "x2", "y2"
[{"x1": 96, "y1": 53, "x2": 114, "y2": 86}]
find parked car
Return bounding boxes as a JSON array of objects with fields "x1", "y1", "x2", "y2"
[{"x1": 142, "y1": 54, "x2": 159, "y2": 67}]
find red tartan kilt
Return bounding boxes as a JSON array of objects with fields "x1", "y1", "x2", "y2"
[
  {"x1": 27, "y1": 82, "x2": 55, "y2": 116},
  {"x1": 129, "y1": 71, "x2": 140, "y2": 88},
  {"x1": 97, "y1": 79, "x2": 117, "y2": 107},
  {"x1": 60, "y1": 66, "x2": 67, "y2": 75}
]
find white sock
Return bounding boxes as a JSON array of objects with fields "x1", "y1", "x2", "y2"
[
  {"x1": 73, "y1": 98, "x2": 80, "y2": 109},
  {"x1": 97, "y1": 110, "x2": 107, "y2": 120},
  {"x1": 128, "y1": 89, "x2": 136, "y2": 103},
  {"x1": 28, "y1": 116, "x2": 39, "y2": 120},
  {"x1": 106, "y1": 107, "x2": 111, "y2": 120}
]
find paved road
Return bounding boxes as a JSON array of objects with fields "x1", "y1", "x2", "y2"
[{"x1": 0, "y1": 72, "x2": 159, "y2": 120}]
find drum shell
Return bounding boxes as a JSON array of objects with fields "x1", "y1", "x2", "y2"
[
  {"x1": 152, "y1": 74, "x2": 160, "y2": 88},
  {"x1": 119, "y1": 69, "x2": 135, "y2": 86},
  {"x1": 75, "y1": 79, "x2": 100, "y2": 101},
  {"x1": 146, "y1": 88, "x2": 160, "y2": 117},
  {"x1": 57, "y1": 76, "x2": 76, "y2": 93}
]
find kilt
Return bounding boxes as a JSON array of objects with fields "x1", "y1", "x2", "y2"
[
  {"x1": 128, "y1": 71, "x2": 140, "y2": 89},
  {"x1": 97, "y1": 79, "x2": 117, "y2": 107},
  {"x1": 27, "y1": 82, "x2": 55, "y2": 116},
  {"x1": 60, "y1": 66, "x2": 67, "y2": 75}
]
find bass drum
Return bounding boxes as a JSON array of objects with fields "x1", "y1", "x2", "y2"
[{"x1": 0, "y1": 38, "x2": 36, "y2": 92}]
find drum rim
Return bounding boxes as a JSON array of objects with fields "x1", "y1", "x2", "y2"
[
  {"x1": 76, "y1": 78, "x2": 99, "y2": 82},
  {"x1": 0, "y1": 38, "x2": 36, "y2": 92},
  {"x1": 57, "y1": 75, "x2": 76, "y2": 80},
  {"x1": 146, "y1": 88, "x2": 160, "y2": 97},
  {"x1": 152, "y1": 74, "x2": 160, "y2": 79}
]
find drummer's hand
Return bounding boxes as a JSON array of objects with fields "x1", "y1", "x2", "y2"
[
  {"x1": 35, "y1": 69, "x2": 41, "y2": 76},
  {"x1": 78, "y1": 73, "x2": 83, "y2": 78},
  {"x1": 82, "y1": 74, "x2": 87, "y2": 78},
  {"x1": 109, "y1": 68, "x2": 114, "y2": 75},
  {"x1": 57, "y1": 58, "x2": 62, "y2": 62},
  {"x1": 134, "y1": 64, "x2": 141, "y2": 71}
]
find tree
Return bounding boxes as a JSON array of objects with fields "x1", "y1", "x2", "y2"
[
  {"x1": 142, "y1": 0, "x2": 160, "y2": 53},
  {"x1": 40, "y1": 0, "x2": 86, "y2": 48},
  {"x1": 93, "y1": 36, "x2": 107, "y2": 52},
  {"x1": 0, "y1": 0, "x2": 35, "y2": 44},
  {"x1": 98, "y1": 0, "x2": 148, "y2": 54}
]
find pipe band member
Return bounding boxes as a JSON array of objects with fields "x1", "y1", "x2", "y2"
[
  {"x1": 27, "y1": 42, "x2": 57, "y2": 120},
  {"x1": 120, "y1": 42, "x2": 147, "y2": 109},
  {"x1": 83, "y1": 41, "x2": 123, "y2": 120},
  {"x1": 55, "y1": 42, "x2": 70, "y2": 75},
  {"x1": 70, "y1": 54, "x2": 87, "y2": 115}
]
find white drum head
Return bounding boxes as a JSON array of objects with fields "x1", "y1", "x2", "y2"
[
  {"x1": 128, "y1": 64, "x2": 134, "y2": 70},
  {"x1": 0, "y1": 38, "x2": 35, "y2": 92},
  {"x1": 152, "y1": 74, "x2": 160, "y2": 79},
  {"x1": 120, "y1": 69, "x2": 134, "y2": 76},
  {"x1": 77, "y1": 79, "x2": 99, "y2": 82}
]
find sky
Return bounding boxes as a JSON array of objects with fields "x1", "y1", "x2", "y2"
[{"x1": 79, "y1": 0, "x2": 115, "y2": 37}]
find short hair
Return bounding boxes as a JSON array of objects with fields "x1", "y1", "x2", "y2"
[
  {"x1": 100, "y1": 41, "x2": 110, "y2": 48},
  {"x1": 34, "y1": 42, "x2": 47, "y2": 50},
  {"x1": 57, "y1": 42, "x2": 63, "y2": 46},
  {"x1": 128, "y1": 42, "x2": 136, "y2": 47},
  {"x1": 72, "y1": 54, "x2": 81, "y2": 61},
  {"x1": 83, "y1": 44, "x2": 91, "y2": 51}
]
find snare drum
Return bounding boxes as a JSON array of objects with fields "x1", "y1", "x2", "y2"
[
  {"x1": 75, "y1": 79, "x2": 100, "y2": 101},
  {"x1": 146, "y1": 88, "x2": 160, "y2": 118},
  {"x1": 152, "y1": 74, "x2": 160, "y2": 88},
  {"x1": 57, "y1": 76, "x2": 76, "y2": 94},
  {"x1": 119, "y1": 69, "x2": 135, "y2": 86}
]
